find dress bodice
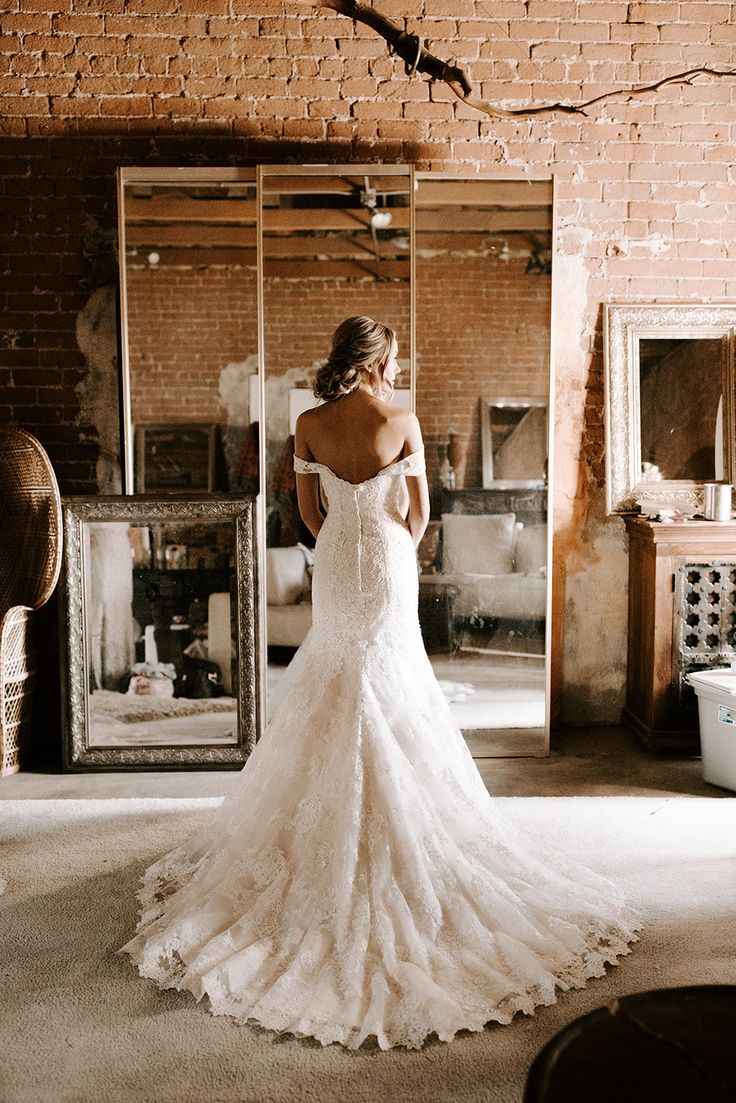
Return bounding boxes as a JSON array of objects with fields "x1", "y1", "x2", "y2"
[
  {"x1": 293, "y1": 447, "x2": 425, "y2": 488},
  {"x1": 292, "y1": 448, "x2": 426, "y2": 651}
]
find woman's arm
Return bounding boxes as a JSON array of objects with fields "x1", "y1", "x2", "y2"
[
  {"x1": 294, "y1": 412, "x2": 325, "y2": 540},
  {"x1": 403, "y1": 413, "x2": 430, "y2": 548}
]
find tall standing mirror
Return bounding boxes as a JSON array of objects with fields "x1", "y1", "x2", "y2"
[
  {"x1": 414, "y1": 176, "x2": 553, "y2": 756},
  {"x1": 118, "y1": 168, "x2": 259, "y2": 496},
  {"x1": 259, "y1": 166, "x2": 413, "y2": 717}
]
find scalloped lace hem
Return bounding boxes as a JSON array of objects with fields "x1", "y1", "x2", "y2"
[{"x1": 123, "y1": 880, "x2": 641, "y2": 1051}]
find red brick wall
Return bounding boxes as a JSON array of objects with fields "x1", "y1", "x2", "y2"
[
  {"x1": 263, "y1": 278, "x2": 411, "y2": 379},
  {"x1": 127, "y1": 265, "x2": 258, "y2": 424},
  {"x1": 127, "y1": 256, "x2": 549, "y2": 494},
  {"x1": 416, "y1": 254, "x2": 550, "y2": 488},
  {"x1": 2, "y1": 1, "x2": 735, "y2": 728}
]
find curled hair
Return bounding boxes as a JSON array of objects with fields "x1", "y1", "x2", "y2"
[{"x1": 313, "y1": 316, "x2": 395, "y2": 402}]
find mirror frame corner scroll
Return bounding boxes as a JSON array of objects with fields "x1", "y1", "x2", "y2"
[
  {"x1": 604, "y1": 301, "x2": 736, "y2": 515},
  {"x1": 60, "y1": 493, "x2": 259, "y2": 771}
]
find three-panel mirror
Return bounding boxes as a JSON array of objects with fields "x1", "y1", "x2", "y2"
[{"x1": 117, "y1": 166, "x2": 555, "y2": 760}]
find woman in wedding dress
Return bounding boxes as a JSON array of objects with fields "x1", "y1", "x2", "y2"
[{"x1": 120, "y1": 316, "x2": 640, "y2": 1050}]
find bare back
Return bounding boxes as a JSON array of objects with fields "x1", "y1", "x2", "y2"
[
  {"x1": 295, "y1": 390, "x2": 419, "y2": 485},
  {"x1": 294, "y1": 389, "x2": 429, "y2": 546}
]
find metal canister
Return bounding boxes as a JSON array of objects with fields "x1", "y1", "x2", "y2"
[{"x1": 703, "y1": 482, "x2": 733, "y2": 521}]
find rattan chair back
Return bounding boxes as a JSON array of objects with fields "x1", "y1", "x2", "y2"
[
  {"x1": 0, "y1": 427, "x2": 62, "y2": 774},
  {"x1": 0, "y1": 427, "x2": 62, "y2": 614}
]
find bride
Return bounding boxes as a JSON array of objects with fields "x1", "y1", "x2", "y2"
[{"x1": 120, "y1": 316, "x2": 640, "y2": 1050}]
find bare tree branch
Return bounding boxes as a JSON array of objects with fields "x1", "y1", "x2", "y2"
[
  {"x1": 460, "y1": 66, "x2": 736, "y2": 119},
  {"x1": 292, "y1": 0, "x2": 736, "y2": 119},
  {"x1": 293, "y1": 0, "x2": 471, "y2": 95}
]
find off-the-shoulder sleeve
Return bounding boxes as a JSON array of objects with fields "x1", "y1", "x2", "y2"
[
  {"x1": 394, "y1": 448, "x2": 425, "y2": 477},
  {"x1": 293, "y1": 455, "x2": 321, "y2": 475}
]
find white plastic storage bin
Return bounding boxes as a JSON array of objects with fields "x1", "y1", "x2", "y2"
[{"x1": 686, "y1": 669, "x2": 736, "y2": 792}]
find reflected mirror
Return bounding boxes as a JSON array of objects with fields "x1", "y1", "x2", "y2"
[
  {"x1": 61, "y1": 496, "x2": 258, "y2": 769},
  {"x1": 259, "y1": 166, "x2": 413, "y2": 717},
  {"x1": 118, "y1": 169, "x2": 259, "y2": 495},
  {"x1": 415, "y1": 176, "x2": 553, "y2": 756},
  {"x1": 639, "y1": 337, "x2": 723, "y2": 482},
  {"x1": 482, "y1": 396, "x2": 547, "y2": 488},
  {"x1": 605, "y1": 304, "x2": 736, "y2": 513}
]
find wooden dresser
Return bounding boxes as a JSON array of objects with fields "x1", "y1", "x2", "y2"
[{"x1": 624, "y1": 517, "x2": 736, "y2": 752}]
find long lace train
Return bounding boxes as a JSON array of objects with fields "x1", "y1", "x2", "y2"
[{"x1": 120, "y1": 448, "x2": 640, "y2": 1049}]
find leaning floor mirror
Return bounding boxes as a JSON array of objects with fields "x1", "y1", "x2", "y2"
[
  {"x1": 258, "y1": 164, "x2": 414, "y2": 722},
  {"x1": 60, "y1": 496, "x2": 258, "y2": 769}
]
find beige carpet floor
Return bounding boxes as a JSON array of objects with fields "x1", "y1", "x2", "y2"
[{"x1": 2, "y1": 794, "x2": 735, "y2": 1103}]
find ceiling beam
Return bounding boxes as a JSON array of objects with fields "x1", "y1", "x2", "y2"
[
  {"x1": 263, "y1": 259, "x2": 410, "y2": 281},
  {"x1": 125, "y1": 196, "x2": 257, "y2": 224},
  {"x1": 415, "y1": 179, "x2": 553, "y2": 207}
]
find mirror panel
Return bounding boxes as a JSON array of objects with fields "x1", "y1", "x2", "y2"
[
  {"x1": 605, "y1": 304, "x2": 736, "y2": 514},
  {"x1": 259, "y1": 167, "x2": 413, "y2": 716},
  {"x1": 119, "y1": 170, "x2": 258, "y2": 495},
  {"x1": 61, "y1": 496, "x2": 258, "y2": 770},
  {"x1": 415, "y1": 176, "x2": 553, "y2": 756}
]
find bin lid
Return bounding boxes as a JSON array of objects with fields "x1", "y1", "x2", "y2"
[{"x1": 686, "y1": 668, "x2": 736, "y2": 696}]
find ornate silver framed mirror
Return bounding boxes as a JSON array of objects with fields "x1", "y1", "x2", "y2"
[
  {"x1": 60, "y1": 495, "x2": 259, "y2": 769},
  {"x1": 604, "y1": 302, "x2": 736, "y2": 514}
]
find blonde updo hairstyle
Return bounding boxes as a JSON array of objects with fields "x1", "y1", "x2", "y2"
[{"x1": 313, "y1": 316, "x2": 395, "y2": 403}]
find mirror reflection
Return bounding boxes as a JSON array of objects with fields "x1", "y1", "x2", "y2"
[
  {"x1": 482, "y1": 396, "x2": 547, "y2": 488},
  {"x1": 121, "y1": 174, "x2": 258, "y2": 494},
  {"x1": 415, "y1": 177, "x2": 552, "y2": 755},
  {"x1": 639, "y1": 336, "x2": 723, "y2": 482},
  {"x1": 260, "y1": 170, "x2": 412, "y2": 714},
  {"x1": 85, "y1": 518, "x2": 238, "y2": 747}
]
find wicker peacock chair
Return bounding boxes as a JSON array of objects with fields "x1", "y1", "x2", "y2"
[{"x1": 0, "y1": 427, "x2": 62, "y2": 775}]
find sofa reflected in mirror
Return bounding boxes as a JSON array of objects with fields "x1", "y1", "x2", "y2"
[{"x1": 60, "y1": 496, "x2": 258, "y2": 770}]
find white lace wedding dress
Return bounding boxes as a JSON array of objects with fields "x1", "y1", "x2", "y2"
[{"x1": 120, "y1": 447, "x2": 640, "y2": 1050}]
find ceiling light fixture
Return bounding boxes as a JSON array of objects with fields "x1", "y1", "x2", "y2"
[{"x1": 371, "y1": 210, "x2": 393, "y2": 229}]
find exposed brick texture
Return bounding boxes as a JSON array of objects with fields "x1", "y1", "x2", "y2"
[
  {"x1": 127, "y1": 257, "x2": 548, "y2": 493},
  {"x1": 2, "y1": 1, "x2": 735, "y2": 730}
]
